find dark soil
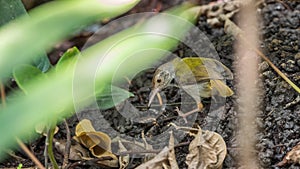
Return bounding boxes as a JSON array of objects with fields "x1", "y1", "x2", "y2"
[{"x1": 0, "y1": 0, "x2": 299, "y2": 168}]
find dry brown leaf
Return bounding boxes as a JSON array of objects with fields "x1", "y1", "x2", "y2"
[
  {"x1": 135, "y1": 147, "x2": 169, "y2": 169},
  {"x1": 186, "y1": 128, "x2": 227, "y2": 169},
  {"x1": 54, "y1": 139, "x2": 91, "y2": 161},
  {"x1": 74, "y1": 119, "x2": 118, "y2": 167},
  {"x1": 277, "y1": 143, "x2": 300, "y2": 166},
  {"x1": 112, "y1": 136, "x2": 153, "y2": 153},
  {"x1": 118, "y1": 140, "x2": 130, "y2": 169},
  {"x1": 135, "y1": 132, "x2": 179, "y2": 169},
  {"x1": 166, "y1": 132, "x2": 179, "y2": 169},
  {"x1": 112, "y1": 135, "x2": 155, "y2": 163}
]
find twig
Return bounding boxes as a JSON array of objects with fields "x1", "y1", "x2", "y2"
[
  {"x1": 117, "y1": 141, "x2": 191, "y2": 156},
  {"x1": 16, "y1": 138, "x2": 45, "y2": 169},
  {"x1": 44, "y1": 135, "x2": 49, "y2": 168},
  {"x1": 62, "y1": 119, "x2": 71, "y2": 169},
  {"x1": 222, "y1": 15, "x2": 300, "y2": 94},
  {"x1": 168, "y1": 122, "x2": 199, "y2": 132},
  {"x1": 0, "y1": 81, "x2": 6, "y2": 107}
]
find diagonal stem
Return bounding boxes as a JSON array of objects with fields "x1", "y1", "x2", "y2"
[{"x1": 223, "y1": 16, "x2": 300, "y2": 94}]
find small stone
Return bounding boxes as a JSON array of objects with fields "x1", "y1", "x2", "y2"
[
  {"x1": 259, "y1": 61, "x2": 269, "y2": 71},
  {"x1": 294, "y1": 53, "x2": 300, "y2": 60},
  {"x1": 281, "y1": 60, "x2": 297, "y2": 72}
]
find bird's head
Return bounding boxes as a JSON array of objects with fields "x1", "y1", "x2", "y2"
[
  {"x1": 152, "y1": 69, "x2": 173, "y2": 90},
  {"x1": 148, "y1": 62, "x2": 175, "y2": 107}
]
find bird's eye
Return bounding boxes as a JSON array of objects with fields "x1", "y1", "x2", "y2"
[{"x1": 156, "y1": 79, "x2": 162, "y2": 83}]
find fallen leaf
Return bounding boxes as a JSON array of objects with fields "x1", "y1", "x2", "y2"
[
  {"x1": 54, "y1": 139, "x2": 91, "y2": 161},
  {"x1": 135, "y1": 132, "x2": 179, "y2": 169},
  {"x1": 112, "y1": 136, "x2": 154, "y2": 155},
  {"x1": 277, "y1": 142, "x2": 300, "y2": 166},
  {"x1": 74, "y1": 119, "x2": 118, "y2": 167},
  {"x1": 118, "y1": 140, "x2": 130, "y2": 169},
  {"x1": 186, "y1": 127, "x2": 227, "y2": 169}
]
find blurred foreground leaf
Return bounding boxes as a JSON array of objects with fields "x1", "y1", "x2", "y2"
[
  {"x1": 0, "y1": 0, "x2": 26, "y2": 26},
  {"x1": 13, "y1": 65, "x2": 47, "y2": 94},
  {"x1": 0, "y1": 0, "x2": 51, "y2": 73},
  {"x1": 0, "y1": 0, "x2": 140, "y2": 80},
  {"x1": 0, "y1": 5, "x2": 199, "y2": 158}
]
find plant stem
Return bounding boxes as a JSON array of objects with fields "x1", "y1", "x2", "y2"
[
  {"x1": 47, "y1": 122, "x2": 59, "y2": 169},
  {"x1": 62, "y1": 119, "x2": 71, "y2": 169},
  {"x1": 223, "y1": 16, "x2": 300, "y2": 94},
  {"x1": 0, "y1": 81, "x2": 6, "y2": 107}
]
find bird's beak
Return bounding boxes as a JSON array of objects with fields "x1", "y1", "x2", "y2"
[{"x1": 148, "y1": 88, "x2": 160, "y2": 107}]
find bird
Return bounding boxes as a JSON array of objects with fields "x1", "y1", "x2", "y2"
[{"x1": 148, "y1": 57, "x2": 234, "y2": 122}]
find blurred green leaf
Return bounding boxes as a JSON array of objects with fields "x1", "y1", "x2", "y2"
[
  {"x1": 0, "y1": 0, "x2": 26, "y2": 26},
  {"x1": 0, "y1": 4, "x2": 199, "y2": 158},
  {"x1": 0, "y1": 0, "x2": 140, "y2": 80},
  {"x1": 0, "y1": 0, "x2": 52, "y2": 73},
  {"x1": 97, "y1": 86, "x2": 134, "y2": 110},
  {"x1": 13, "y1": 65, "x2": 46, "y2": 94},
  {"x1": 32, "y1": 53, "x2": 52, "y2": 72},
  {"x1": 56, "y1": 46, "x2": 133, "y2": 110},
  {"x1": 56, "y1": 46, "x2": 80, "y2": 72}
]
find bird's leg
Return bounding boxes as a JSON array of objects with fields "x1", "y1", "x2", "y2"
[{"x1": 175, "y1": 102, "x2": 203, "y2": 123}]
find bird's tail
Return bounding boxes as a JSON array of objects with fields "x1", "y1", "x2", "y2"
[{"x1": 210, "y1": 80, "x2": 234, "y2": 97}]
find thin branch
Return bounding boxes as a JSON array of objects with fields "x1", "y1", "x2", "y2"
[
  {"x1": 222, "y1": 15, "x2": 300, "y2": 94},
  {"x1": 16, "y1": 138, "x2": 45, "y2": 169},
  {"x1": 47, "y1": 123, "x2": 59, "y2": 169},
  {"x1": 0, "y1": 81, "x2": 6, "y2": 107},
  {"x1": 62, "y1": 119, "x2": 71, "y2": 169},
  {"x1": 117, "y1": 141, "x2": 190, "y2": 156}
]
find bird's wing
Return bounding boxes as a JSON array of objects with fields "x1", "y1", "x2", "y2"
[
  {"x1": 210, "y1": 79, "x2": 234, "y2": 97},
  {"x1": 182, "y1": 80, "x2": 233, "y2": 100},
  {"x1": 173, "y1": 58, "x2": 209, "y2": 86},
  {"x1": 182, "y1": 81, "x2": 212, "y2": 100},
  {"x1": 181, "y1": 57, "x2": 233, "y2": 80}
]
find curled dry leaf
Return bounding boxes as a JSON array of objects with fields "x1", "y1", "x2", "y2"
[
  {"x1": 74, "y1": 119, "x2": 118, "y2": 167},
  {"x1": 277, "y1": 142, "x2": 300, "y2": 166},
  {"x1": 135, "y1": 132, "x2": 179, "y2": 169},
  {"x1": 186, "y1": 128, "x2": 227, "y2": 169}
]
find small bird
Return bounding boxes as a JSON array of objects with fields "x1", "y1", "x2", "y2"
[{"x1": 148, "y1": 57, "x2": 234, "y2": 122}]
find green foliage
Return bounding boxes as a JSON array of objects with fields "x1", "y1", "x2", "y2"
[
  {"x1": 17, "y1": 163, "x2": 23, "y2": 169},
  {"x1": 0, "y1": 0, "x2": 140, "y2": 80},
  {"x1": 56, "y1": 47, "x2": 80, "y2": 71},
  {"x1": 0, "y1": 0, "x2": 51, "y2": 73},
  {"x1": 97, "y1": 86, "x2": 134, "y2": 110},
  {"x1": 13, "y1": 65, "x2": 46, "y2": 94},
  {"x1": 0, "y1": 0, "x2": 26, "y2": 26},
  {"x1": 0, "y1": 1, "x2": 199, "y2": 159},
  {"x1": 14, "y1": 46, "x2": 133, "y2": 111}
]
